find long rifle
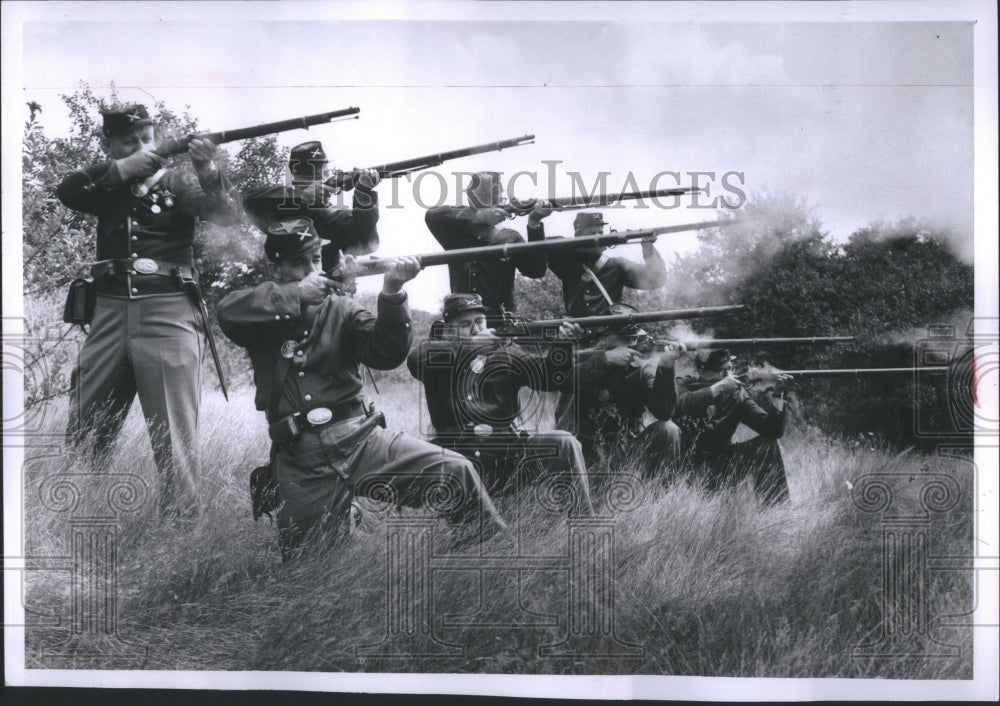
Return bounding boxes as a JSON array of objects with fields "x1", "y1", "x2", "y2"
[
  {"x1": 504, "y1": 187, "x2": 702, "y2": 215},
  {"x1": 655, "y1": 336, "x2": 855, "y2": 351},
  {"x1": 327, "y1": 217, "x2": 741, "y2": 286},
  {"x1": 324, "y1": 135, "x2": 535, "y2": 191},
  {"x1": 132, "y1": 107, "x2": 361, "y2": 196},
  {"x1": 759, "y1": 367, "x2": 950, "y2": 378},
  {"x1": 497, "y1": 306, "x2": 745, "y2": 337}
]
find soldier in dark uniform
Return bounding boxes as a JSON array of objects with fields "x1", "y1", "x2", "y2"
[
  {"x1": 673, "y1": 349, "x2": 791, "y2": 504},
  {"x1": 555, "y1": 304, "x2": 685, "y2": 476},
  {"x1": 424, "y1": 171, "x2": 551, "y2": 325},
  {"x1": 57, "y1": 103, "x2": 241, "y2": 518},
  {"x1": 407, "y1": 293, "x2": 594, "y2": 514},
  {"x1": 548, "y1": 212, "x2": 667, "y2": 317},
  {"x1": 218, "y1": 219, "x2": 507, "y2": 558},
  {"x1": 243, "y1": 141, "x2": 380, "y2": 272}
]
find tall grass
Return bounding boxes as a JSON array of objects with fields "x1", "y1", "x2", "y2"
[{"x1": 22, "y1": 381, "x2": 973, "y2": 677}]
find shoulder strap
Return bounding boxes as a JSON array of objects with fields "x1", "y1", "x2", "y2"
[{"x1": 579, "y1": 262, "x2": 616, "y2": 311}]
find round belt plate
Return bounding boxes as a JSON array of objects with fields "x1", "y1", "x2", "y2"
[
  {"x1": 470, "y1": 356, "x2": 486, "y2": 374},
  {"x1": 280, "y1": 341, "x2": 298, "y2": 359},
  {"x1": 473, "y1": 423, "x2": 493, "y2": 437},
  {"x1": 306, "y1": 407, "x2": 333, "y2": 425},
  {"x1": 133, "y1": 258, "x2": 158, "y2": 274}
]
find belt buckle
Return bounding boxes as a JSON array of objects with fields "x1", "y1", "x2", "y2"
[
  {"x1": 306, "y1": 407, "x2": 333, "y2": 426},
  {"x1": 133, "y1": 258, "x2": 158, "y2": 275},
  {"x1": 473, "y1": 423, "x2": 493, "y2": 437}
]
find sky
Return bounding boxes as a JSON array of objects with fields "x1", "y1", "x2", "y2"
[{"x1": 4, "y1": 3, "x2": 986, "y2": 313}]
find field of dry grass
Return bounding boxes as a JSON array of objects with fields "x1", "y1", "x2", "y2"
[{"x1": 17, "y1": 376, "x2": 974, "y2": 678}]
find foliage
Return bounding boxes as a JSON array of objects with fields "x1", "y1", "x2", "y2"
[
  {"x1": 21, "y1": 82, "x2": 284, "y2": 304},
  {"x1": 662, "y1": 199, "x2": 974, "y2": 446}
]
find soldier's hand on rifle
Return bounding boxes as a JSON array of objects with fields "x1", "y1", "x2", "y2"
[
  {"x1": 116, "y1": 149, "x2": 164, "y2": 180},
  {"x1": 355, "y1": 168, "x2": 381, "y2": 191},
  {"x1": 640, "y1": 233, "x2": 658, "y2": 257},
  {"x1": 745, "y1": 365, "x2": 792, "y2": 387},
  {"x1": 770, "y1": 390, "x2": 786, "y2": 412},
  {"x1": 298, "y1": 271, "x2": 339, "y2": 305},
  {"x1": 710, "y1": 374, "x2": 743, "y2": 398},
  {"x1": 188, "y1": 137, "x2": 219, "y2": 174},
  {"x1": 528, "y1": 199, "x2": 553, "y2": 225},
  {"x1": 383, "y1": 256, "x2": 421, "y2": 294},
  {"x1": 605, "y1": 346, "x2": 640, "y2": 369},
  {"x1": 555, "y1": 321, "x2": 583, "y2": 340},
  {"x1": 473, "y1": 207, "x2": 509, "y2": 227},
  {"x1": 658, "y1": 341, "x2": 687, "y2": 366}
]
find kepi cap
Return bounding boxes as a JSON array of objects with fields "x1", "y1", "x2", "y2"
[
  {"x1": 102, "y1": 104, "x2": 152, "y2": 138},
  {"x1": 696, "y1": 348, "x2": 737, "y2": 372},
  {"x1": 573, "y1": 212, "x2": 607, "y2": 236},
  {"x1": 289, "y1": 141, "x2": 328, "y2": 180},
  {"x1": 442, "y1": 293, "x2": 486, "y2": 322},
  {"x1": 264, "y1": 217, "x2": 330, "y2": 262}
]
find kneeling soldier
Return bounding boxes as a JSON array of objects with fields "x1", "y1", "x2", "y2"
[
  {"x1": 555, "y1": 304, "x2": 685, "y2": 476},
  {"x1": 673, "y1": 349, "x2": 791, "y2": 504},
  {"x1": 408, "y1": 293, "x2": 594, "y2": 515},
  {"x1": 218, "y1": 218, "x2": 506, "y2": 558}
]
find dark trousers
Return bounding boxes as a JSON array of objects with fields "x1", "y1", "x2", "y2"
[
  {"x1": 433, "y1": 431, "x2": 594, "y2": 515},
  {"x1": 584, "y1": 420, "x2": 683, "y2": 479},
  {"x1": 276, "y1": 419, "x2": 505, "y2": 559},
  {"x1": 693, "y1": 436, "x2": 789, "y2": 504},
  {"x1": 68, "y1": 293, "x2": 203, "y2": 518}
]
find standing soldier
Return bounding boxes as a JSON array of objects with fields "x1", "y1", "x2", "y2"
[
  {"x1": 673, "y1": 349, "x2": 792, "y2": 504},
  {"x1": 57, "y1": 103, "x2": 241, "y2": 519},
  {"x1": 218, "y1": 219, "x2": 506, "y2": 558},
  {"x1": 555, "y1": 304, "x2": 685, "y2": 476},
  {"x1": 548, "y1": 212, "x2": 667, "y2": 317},
  {"x1": 424, "y1": 171, "x2": 551, "y2": 326},
  {"x1": 243, "y1": 141, "x2": 381, "y2": 271},
  {"x1": 408, "y1": 293, "x2": 594, "y2": 514}
]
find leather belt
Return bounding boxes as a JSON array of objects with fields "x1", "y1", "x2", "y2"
[
  {"x1": 91, "y1": 258, "x2": 198, "y2": 282},
  {"x1": 298, "y1": 401, "x2": 368, "y2": 431}
]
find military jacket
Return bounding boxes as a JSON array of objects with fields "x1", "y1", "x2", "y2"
[
  {"x1": 57, "y1": 160, "x2": 240, "y2": 267},
  {"x1": 407, "y1": 337, "x2": 573, "y2": 435},
  {"x1": 218, "y1": 285, "x2": 410, "y2": 421},
  {"x1": 556, "y1": 350, "x2": 676, "y2": 442},
  {"x1": 243, "y1": 183, "x2": 380, "y2": 269},
  {"x1": 548, "y1": 250, "x2": 667, "y2": 317},
  {"x1": 673, "y1": 377, "x2": 785, "y2": 452},
  {"x1": 424, "y1": 207, "x2": 547, "y2": 317}
]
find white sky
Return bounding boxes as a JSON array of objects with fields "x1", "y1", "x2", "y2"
[{"x1": 11, "y1": 5, "x2": 978, "y2": 310}]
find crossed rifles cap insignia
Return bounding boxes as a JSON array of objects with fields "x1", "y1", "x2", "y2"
[
  {"x1": 310, "y1": 148, "x2": 323, "y2": 159},
  {"x1": 126, "y1": 110, "x2": 142, "y2": 123}
]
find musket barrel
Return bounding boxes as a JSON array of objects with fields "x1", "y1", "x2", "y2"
[
  {"x1": 155, "y1": 107, "x2": 361, "y2": 158},
  {"x1": 666, "y1": 336, "x2": 855, "y2": 350},
  {"x1": 330, "y1": 135, "x2": 535, "y2": 186},
  {"x1": 779, "y1": 367, "x2": 950, "y2": 377},
  {"x1": 334, "y1": 218, "x2": 740, "y2": 279},
  {"x1": 517, "y1": 305, "x2": 745, "y2": 331},
  {"x1": 511, "y1": 186, "x2": 702, "y2": 213}
]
